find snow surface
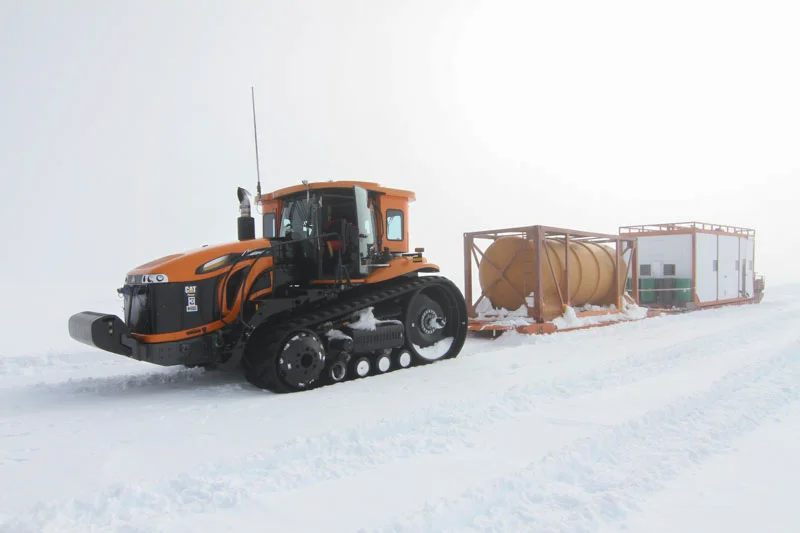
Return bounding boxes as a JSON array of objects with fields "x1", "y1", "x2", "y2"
[{"x1": 0, "y1": 284, "x2": 798, "y2": 532}]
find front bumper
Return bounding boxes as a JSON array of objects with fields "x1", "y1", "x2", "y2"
[{"x1": 68, "y1": 311, "x2": 220, "y2": 367}]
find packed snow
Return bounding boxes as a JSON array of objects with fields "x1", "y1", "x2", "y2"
[
  {"x1": 324, "y1": 328, "x2": 352, "y2": 341},
  {"x1": 473, "y1": 295, "x2": 651, "y2": 331},
  {"x1": 412, "y1": 337, "x2": 454, "y2": 361},
  {"x1": 0, "y1": 284, "x2": 798, "y2": 532},
  {"x1": 550, "y1": 299, "x2": 650, "y2": 330},
  {"x1": 347, "y1": 306, "x2": 403, "y2": 331}
]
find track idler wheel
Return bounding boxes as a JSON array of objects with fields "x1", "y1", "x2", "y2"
[
  {"x1": 242, "y1": 327, "x2": 327, "y2": 393},
  {"x1": 276, "y1": 330, "x2": 326, "y2": 389},
  {"x1": 404, "y1": 282, "x2": 467, "y2": 364}
]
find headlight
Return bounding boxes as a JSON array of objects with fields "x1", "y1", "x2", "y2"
[
  {"x1": 196, "y1": 254, "x2": 235, "y2": 274},
  {"x1": 126, "y1": 274, "x2": 169, "y2": 284},
  {"x1": 141, "y1": 274, "x2": 168, "y2": 283}
]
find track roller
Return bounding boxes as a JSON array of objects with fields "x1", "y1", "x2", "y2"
[
  {"x1": 353, "y1": 356, "x2": 371, "y2": 378},
  {"x1": 329, "y1": 360, "x2": 347, "y2": 382},
  {"x1": 396, "y1": 348, "x2": 412, "y2": 368},
  {"x1": 376, "y1": 351, "x2": 391, "y2": 373}
]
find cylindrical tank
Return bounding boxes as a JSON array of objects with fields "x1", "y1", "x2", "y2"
[{"x1": 477, "y1": 236, "x2": 626, "y2": 321}]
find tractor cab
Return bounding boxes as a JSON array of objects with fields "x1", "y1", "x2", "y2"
[{"x1": 257, "y1": 181, "x2": 414, "y2": 284}]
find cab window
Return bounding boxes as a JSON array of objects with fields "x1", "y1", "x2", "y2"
[
  {"x1": 387, "y1": 209, "x2": 403, "y2": 241},
  {"x1": 279, "y1": 197, "x2": 316, "y2": 239},
  {"x1": 263, "y1": 213, "x2": 275, "y2": 238}
]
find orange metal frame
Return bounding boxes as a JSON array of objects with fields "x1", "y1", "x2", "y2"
[
  {"x1": 463, "y1": 225, "x2": 640, "y2": 329},
  {"x1": 619, "y1": 221, "x2": 755, "y2": 237}
]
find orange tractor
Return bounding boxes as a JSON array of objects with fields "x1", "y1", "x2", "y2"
[{"x1": 68, "y1": 181, "x2": 468, "y2": 392}]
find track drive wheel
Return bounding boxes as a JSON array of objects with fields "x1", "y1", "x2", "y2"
[
  {"x1": 242, "y1": 327, "x2": 327, "y2": 393},
  {"x1": 404, "y1": 282, "x2": 467, "y2": 364}
]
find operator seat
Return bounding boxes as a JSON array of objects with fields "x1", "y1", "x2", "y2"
[{"x1": 325, "y1": 217, "x2": 352, "y2": 255}]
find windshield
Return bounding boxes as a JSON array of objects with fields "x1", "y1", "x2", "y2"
[{"x1": 279, "y1": 195, "x2": 318, "y2": 239}]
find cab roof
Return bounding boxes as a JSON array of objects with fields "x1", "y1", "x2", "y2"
[{"x1": 258, "y1": 180, "x2": 416, "y2": 202}]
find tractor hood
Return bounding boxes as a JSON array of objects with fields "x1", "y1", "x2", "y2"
[{"x1": 125, "y1": 238, "x2": 273, "y2": 284}]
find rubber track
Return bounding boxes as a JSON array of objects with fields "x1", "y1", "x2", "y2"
[{"x1": 240, "y1": 275, "x2": 466, "y2": 393}]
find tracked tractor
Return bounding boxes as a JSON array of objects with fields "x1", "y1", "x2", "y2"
[{"x1": 68, "y1": 181, "x2": 468, "y2": 393}]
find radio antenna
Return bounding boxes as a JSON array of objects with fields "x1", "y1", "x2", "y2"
[{"x1": 250, "y1": 86, "x2": 262, "y2": 198}]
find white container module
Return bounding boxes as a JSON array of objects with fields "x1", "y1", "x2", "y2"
[{"x1": 619, "y1": 222, "x2": 757, "y2": 307}]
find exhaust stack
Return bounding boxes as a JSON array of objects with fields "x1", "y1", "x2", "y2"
[{"x1": 237, "y1": 187, "x2": 256, "y2": 241}]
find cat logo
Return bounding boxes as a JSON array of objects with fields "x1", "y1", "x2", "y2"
[{"x1": 186, "y1": 285, "x2": 198, "y2": 312}]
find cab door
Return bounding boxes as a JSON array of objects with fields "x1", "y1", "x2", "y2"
[{"x1": 354, "y1": 186, "x2": 376, "y2": 276}]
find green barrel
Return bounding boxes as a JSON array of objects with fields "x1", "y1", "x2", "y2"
[
  {"x1": 675, "y1": 278, "x2": 692, "y2": 302},
  {"x1": 639, "y1": 278, "x2": 657, "y2": 303}
]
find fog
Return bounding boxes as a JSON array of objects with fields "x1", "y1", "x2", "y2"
[{"x1": 2, "y1": 0, "x2": 798, "y2": 297}]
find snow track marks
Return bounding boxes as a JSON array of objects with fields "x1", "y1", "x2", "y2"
[
  {"x1": 3, "y1": 308, "x2": 797, "y2": 532},
  {"x1": 378, "y1": 338, "x2": 800, "y2": 532}
]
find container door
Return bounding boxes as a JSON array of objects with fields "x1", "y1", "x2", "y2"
[{"x1": 741, "y1": 259, "x2": 747, "y2": 297}]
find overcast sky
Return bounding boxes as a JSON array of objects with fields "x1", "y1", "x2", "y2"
[{"x1": 1, "y1": 0, "x2": 798, "y2": 293}]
